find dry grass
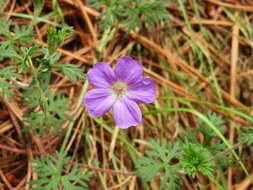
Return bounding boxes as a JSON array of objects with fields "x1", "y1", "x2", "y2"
[{"x1": 1, "y1": 0, "x2": 253, "y2": 189}]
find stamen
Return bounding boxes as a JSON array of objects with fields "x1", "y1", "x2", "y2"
[{"x1": 111, "y1": 81, "x2": 128, "y2": 98}]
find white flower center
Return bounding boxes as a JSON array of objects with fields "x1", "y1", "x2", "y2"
[{"x1": 111, "y1": 81, "x2": 128, "y2": 98}]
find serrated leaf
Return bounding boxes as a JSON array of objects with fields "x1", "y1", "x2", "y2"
[
  {"x1": 24, "y1": 91, "x2": 71, "y2": 135},
  {"x1": 53, "y1": 63, "x2": 85, "y2": 81},
  {"x1": 30, "y1": 151, "x2": 91, "y2": 190},
  {"x1": 136, "y1": 139, "x2": 182, "y2": 189},
  {"x1": 239, "y1": 127, "x2": 253, "y2": 145},
  {"x1": 47, "y1": 26, "x2": 73, "y2": 54},
  {"x1": 179, "y1": 143, "x2": 214, "y2": 178}
]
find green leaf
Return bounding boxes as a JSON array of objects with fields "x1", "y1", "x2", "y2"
[
  {"x1": 179, "y1": 143, "x2": 214, "y2": 178},
  {"x1": 47, "y1": 26, "x2": 73, "y2": 54},
  {"x1": 0, "y1": 66, "x2": 20, "y2": 100},
  {"x1": 53, "y1": 63, "x2": 85, "y2": 81},
  {"x1": 136, "y1": 139, "x2": 182, "y2": 189},
  {"x1": 30, "y1": 151, "x2": 91, "y2": 190},
  {"x1": 24, "y1": 91, "x2": 71, "y2": 135},
  {"x1": 0, "y1": 18, "x2": 11, "y2": 37},
  {"x1": 197, "y1": 111, "x2": 226, "y2": 145},
  {"x1": 88, "y1": 0, "x2": 169, "y2": 31},
  {"x1": 0, "y1": 66, "x2": 20, "y2": 79},
  {"x1": 239, "y1": 127, "x2": 253, "y2": 145},
  {"x1": 0, "y1": 43, "x2": 23, "y2": 61},
  {"x1": 13, "y1": 24, "x2": 34, "y2": 45}
]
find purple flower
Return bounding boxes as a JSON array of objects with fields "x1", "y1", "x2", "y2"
[{"x1": 83, "y1": 56, "x2": 156, "y2": 129}]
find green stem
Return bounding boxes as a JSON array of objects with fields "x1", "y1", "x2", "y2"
[
  {"x1": 1, "y1": 12, "x2": 58, "y2": 25},
  {"x1": 161, "y1": 96, "x2": 253, "y2": 121}
]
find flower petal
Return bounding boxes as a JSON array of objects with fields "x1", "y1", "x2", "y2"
[
  {"x1": 84, "y1": 89, "x2": 116, "y2": 117},
  {"x1": 128, "y1": 76, "x2": 156, "y2": 104},
  {"x1": 112, "y1": 98, "x2": 142, "y2": 129},
  {"x1": 87, "y1": 62, "x2": 116, "y2": 88},
  {"x1": 115, "y1": 56, "x2": 143, "y2": 84}
]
